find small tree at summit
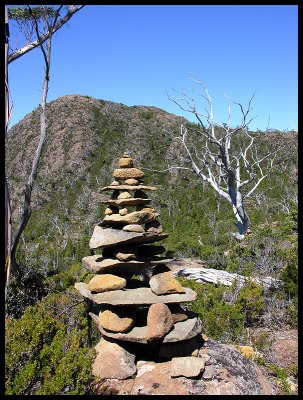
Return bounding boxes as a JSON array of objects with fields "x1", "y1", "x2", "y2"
[{"x1": 167, "y1": 76, "x2": 283, "y2": 238}]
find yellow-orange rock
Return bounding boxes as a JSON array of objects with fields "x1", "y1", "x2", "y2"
[
  {"x1": 118, "y1": 191, "x2": 131, "y2": 199},
  {"x1": 99, "y1": 308, "x2": 136, "y2": 332},
  {"x1": 145, "y1": 304, "x2": 173, "y2": 341},
  {"x1": 235, "y1": 345, "x2": 256, "y2": 359},
  {"x1": 119, "y1": 208, "x2": 128, "y2": 216},
  {"x1": 149, "y1": 271, "x2": 186, "y2": 295},
  {"x1": 125, "y1": 178, "x2": 139, "y2": 185},
  {"x1": 88, "y1": 274, "x2": 126, "y2": 293},
  {"x1": 113, "y1": 168, "x2": 145, "y2": 180},
  {"x1": 119, "y1": 157, "x2": 134, "y2": 168},
  {"x1": 102, "y1": 210, "x2": 158, "y2": 225}
]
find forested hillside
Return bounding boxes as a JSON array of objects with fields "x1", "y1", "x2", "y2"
[{"x1": 5, "y1": 95, "x2": 297, "y2": 394}]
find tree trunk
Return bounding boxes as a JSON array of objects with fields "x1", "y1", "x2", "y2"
[
  {"x1": 9, "y1": 37, "x2": 51, "y2": 279},
  {"x1": 229, "y1": 184, "x2": 251, "y2": 235}
]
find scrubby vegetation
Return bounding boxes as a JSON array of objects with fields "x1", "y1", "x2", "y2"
[
  {"x1": 5, "y1": 290, "x2": 97, "y2": 395},
  {"x1": 5, "y1": 95, "x2": 297, "y2": 394}
]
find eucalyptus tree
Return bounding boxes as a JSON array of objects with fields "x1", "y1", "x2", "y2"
[
  {"x1": 167, "y1": 76, "x2": 283, "y2": 239},
  {"x1": 6, "y1": 5, "x2": 84, "y2": 296}
]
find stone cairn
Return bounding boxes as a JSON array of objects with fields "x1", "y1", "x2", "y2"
[{"x1": 75, "y1": 153, "x2": 206, "y2": 380}]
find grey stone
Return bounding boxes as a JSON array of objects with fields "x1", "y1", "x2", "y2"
[
  {"x1": 123, "y1": 224, "x2": 145, "y2": 233},
  {"x1": 170, "y1": 356, "x2": 205, "y2": 378},
  {"x1": 82, "y1": 255, "x2": 173, "y2": 274},
  {"x1": 102, "y1": 198, "x2": 151, "y2": 206},
  {"x1": 89, "y1": 312, "x2": 202, "y2": 344},
  {"x1": 92, "y1": 337, "x2": 136, "y2": 379},
  {"x1": 89, "y1": 226, "x2": 169, "y2": 249},
  {"x1": 75, "y1": 283, "x2": 197, "y2": 305},
  {"x1": 101, "y1": 184, "x2": 157, "y2": 191},
  {"x1": 202, "y1": 364, "x2": 216, "y2": 380}
]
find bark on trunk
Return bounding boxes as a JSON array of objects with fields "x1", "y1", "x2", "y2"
[
  {"x1": 229, "y1": 184, "x2": 251, "y2": 235},
  {"x1": 10, "y1": 37, "x2": 51, "y2": 277}
]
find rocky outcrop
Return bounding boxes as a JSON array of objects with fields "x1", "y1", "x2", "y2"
[{"x1": 99, "y1": 338, "x2": 277, "y2": 395}]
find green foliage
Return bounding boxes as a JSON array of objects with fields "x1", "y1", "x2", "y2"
[
  {"x1": 177, "y1": 278, "x2": 266, "y2": 342},
  {"x1": 287, "y1": 296, "x2": 298, "y2": 328},
  {"x1": 139, "y1": 110, "x2": 154, "y2": 120},
  {"x1": 5, "y1": 291, "x2": 96, "y2": 395},
  {"x1": 267, "y1": 364, "x2": 292, "y2": 395},
  {"x1": 236, "y1": 282, "x2": 265, "y2": 324},
  {"x1": 8, "y1": 6, "x2": 57, "y2": 20}
]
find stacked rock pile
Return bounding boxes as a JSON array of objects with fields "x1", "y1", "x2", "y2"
[{"x1": 75, "y1": 152, "x2": 204, "y2": 380}]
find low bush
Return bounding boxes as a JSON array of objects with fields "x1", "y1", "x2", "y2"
[
  {"x1": 5, "y1": 290, "x2": 98, "y2": 395},
  {"x1": 177, "y1": 278, "x2": 266, "y2": 343}
]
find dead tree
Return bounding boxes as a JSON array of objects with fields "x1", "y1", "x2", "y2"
[{"x1": 167, "y1": 76, "x2": 283, "y2": 238}]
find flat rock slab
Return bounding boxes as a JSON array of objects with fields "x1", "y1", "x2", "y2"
[
  {"x1": 102, "y1": 198, "x2": 151, "y2": 206},
  {"x1": 89, "y1": 226, "x2": 169, "y2": 249},
  {"x1": 101, "y1": 185, "x2": 157, "y2": 191},
  {"x1": 82, "y1": 255, "x2": 173, "y2": 274},
  {"x1": 170, "y1": 356, "x2": 205, "y2": 378},
  {"x1": 75, "y1": 282, "x2": 197, "y2": 305},
  {"x1": 90, "y1": 311, "x2": 202, "y2": 343},
  {"x1": 92, "y1": 337, "x2": 136, "y2": 380},
  {"x1": 101, "y1": 210, "x2": 158, "y2": 226}
]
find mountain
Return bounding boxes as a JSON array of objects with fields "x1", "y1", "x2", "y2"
[{"x1": 5, "y1": 94, "x2": 297, "y2": 269}]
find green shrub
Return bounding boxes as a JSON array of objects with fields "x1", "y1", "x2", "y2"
[
  {"x1": 177, "y1": 278, "x2": 246, "y2": 342},
  {"x1": 279, "y1": 242, "x2": 298, "y2": 298},
  {"x1": 236, "y1": 282, "x2": 265, "y2": 325},
  {"x1": 5, "y1": 292, "x2": 96, "y2": 395},
  {"x1": 139, "y1": 110, "x2": 154, "y2": 120},
  {"x1": 177, "y1": 278, "x2": 266, "y2": 342}
]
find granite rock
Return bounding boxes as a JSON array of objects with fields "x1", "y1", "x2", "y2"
[
  {"x1": 125, "y1": 178, "x2": 139, "y2": 185},
  {"x1": 88, "y1": 274, "x2": 126, "y2": 293},
  {"x1": 113, "y1": 168, "x2": 145, "y2": 180},
  {"x1": 150, "y1": 271, "x2": 186, "y2": 295},
  {"x1": 123, "y1": 224, "x2": 145, "y2": 233},
  {"x1": 145, "y1": 303, "x2": 174, "y2": 341},
  {"x1": 117, "y1": 191, "x2": 131, "y2": 199},
  {"x1": 102, "y1": 209, "x2": 159, "y2": 226},
  {"x1": 118, "y1": 157, "x2": 134, "y2": 168},
  {"x1": 99, "y1": 307, "x2": 136, "y2": 332},
  {"x1": 170, "y1": 356, "x2": 205, "y2": 378},
  {"x1": 92, "y1": 338, "x2": 136, "y2": 379},
  {"x1": 75, "y1": 283, "x2": 197, "y2": 305},
  {"x1": 89, "y1": 226, "x2": 169, "y2": 249}
]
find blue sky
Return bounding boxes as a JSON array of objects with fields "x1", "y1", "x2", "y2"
[{"x1": 7, "y1": 5, "x2": 298, "y2": 131}]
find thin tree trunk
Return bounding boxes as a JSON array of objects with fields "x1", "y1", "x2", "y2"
[
  {"x1": 228, "y1": 183, "x2": 251, "y2": 235},
  {"x1": 10, "y1": 37, "x2": 51, "y2": 276}
]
